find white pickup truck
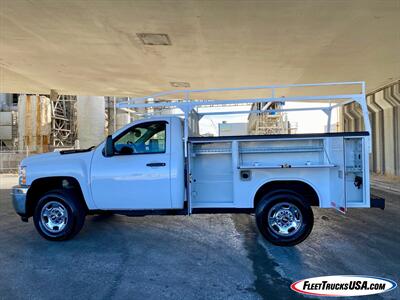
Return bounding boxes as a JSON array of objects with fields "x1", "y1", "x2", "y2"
[{"x1": 12, "y1": 82, "x2": 384, "y2": 246}]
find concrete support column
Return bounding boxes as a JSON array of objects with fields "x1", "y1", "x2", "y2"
[
  {"x1": 343, "y1": 106, "x2": 354, "y2": 131},
  {"x1": 76, "y1": 96, "x2": 105, "y2": 149},
  {"x1": 116, "y1": 110, "x2": 130, "y2": 130},
  {"x1": 376, "y1": 90, "x2": 395, "y2": 175},
  {"x1": 367, "y1": 94, "x2": 384, "y2": 174},
  {"x1": 343, "y1": 80, "x2": 400, "y2": 176},
  {"x1": 387, "y1": 84, "x2": 400, "y2": 176},
  {"x1": 106, "y1": 97, "x2": 131, "y2": 135},
  {"x1": 344, "y1": 103, "x2": 364, "y2": 132}
]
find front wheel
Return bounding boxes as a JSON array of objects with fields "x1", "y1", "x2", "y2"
[
  {"x1": 33, "y1": 189, "x2": 86, "y2": 241},
  {"x1": 255, "y1": 191, "x2": 314, "y2": 246}
]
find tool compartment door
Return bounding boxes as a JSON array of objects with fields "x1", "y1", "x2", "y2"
[
  {"x1": 327, "y1": 137, "x2": 346, "y2": 212},
  {"x1": 344, "y1": 137, "x2": 369, "y2": 208}
]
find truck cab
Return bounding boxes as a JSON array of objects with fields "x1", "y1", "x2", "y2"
[{"x1": 90, "y1": 117, "x2": 185, "y2": 210}]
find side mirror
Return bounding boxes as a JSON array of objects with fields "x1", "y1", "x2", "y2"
[{"x1": 104, "y1": 135, "x2": 114, "y2": 157}]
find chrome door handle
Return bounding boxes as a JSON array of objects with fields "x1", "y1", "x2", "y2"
[{"x1": 146, "y1": 162, "x2": 166, "y2": 167}]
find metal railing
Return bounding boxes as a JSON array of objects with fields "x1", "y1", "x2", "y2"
[
  {"x1": 0, "y1": 149, "x2": 29, "y2": 174},
  {"x1": 117, "y1": 82, "x2": 371, "y2": 155}
]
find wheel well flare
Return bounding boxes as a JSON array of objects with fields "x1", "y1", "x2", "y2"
[
  {"x1": 254, "y1": 180, "x2": 319, "y2": 207},
  {"x1": 26, "y1": 177, "x2": 87, "y2": 217}
]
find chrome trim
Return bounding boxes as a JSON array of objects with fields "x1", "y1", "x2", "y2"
[
  {"x1": 40, "y1": 201, "x2": 69, "y2": 233},
  {"x1": 11, "y1": 185, "x2": 29, "y2": 215},
  {"x1": 267, "y1": 202, "x2": 303, "y2": 237}
]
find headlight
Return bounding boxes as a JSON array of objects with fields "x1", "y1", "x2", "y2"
[{"x1": 19, "y1": 165, "x2": 27, "y2": 186}]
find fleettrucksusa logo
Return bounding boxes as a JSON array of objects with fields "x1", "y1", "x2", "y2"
[{"x1": 290, "y1": 275, "x2": 397, "y2": 297}]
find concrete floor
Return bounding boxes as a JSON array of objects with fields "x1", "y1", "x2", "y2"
[{"x1": 0, "y1": 175, "x2": 398, "y2": 300}]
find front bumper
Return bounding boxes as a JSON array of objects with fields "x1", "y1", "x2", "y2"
[{"x1": 11, "y1": 185, "x2": 29, "y2": 216}]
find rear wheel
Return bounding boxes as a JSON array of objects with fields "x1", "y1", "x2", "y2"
[
  {"x1": 33, "y1": 189, "x2": 86, "y2": 241},
  {"x1": 255, "y1": 190, "x2": 313, "y2": 246}
]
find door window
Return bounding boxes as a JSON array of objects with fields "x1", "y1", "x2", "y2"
[{"x1": 114, "y1": 122, "x2": 166, "y2": 155}]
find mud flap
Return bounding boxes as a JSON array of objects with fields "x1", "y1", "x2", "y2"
[{"x1": 370, "y1": 197, "x2": 385, "y2": 210}]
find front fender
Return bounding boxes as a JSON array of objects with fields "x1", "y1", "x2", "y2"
[{"x1": 24, "y1": 151, "x2": 96, "y2": 209}]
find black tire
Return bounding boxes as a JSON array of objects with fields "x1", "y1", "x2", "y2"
[
  {"x1": 33, "y1": 189, "x2": 86, "y2": 241},
  {"x1": 255, "y1": 190, "x2": 314, "y2": 246}
]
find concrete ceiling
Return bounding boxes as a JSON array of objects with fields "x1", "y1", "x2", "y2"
[{"x1": 0, "y1": 0, "x2": 399, "y2": 98}]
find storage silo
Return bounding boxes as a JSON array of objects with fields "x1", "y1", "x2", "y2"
[
  {"x1": 116, "y1": 110, "x2": 130, "y2": 130},
  {"x1": 17, "y1": 95, "x2": 51, "y2": 152},
  {"x1": 76, "y1": 96, "x2": 105, "y2": 149}
]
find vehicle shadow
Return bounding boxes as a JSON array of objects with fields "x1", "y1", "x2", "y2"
[{"x1": 231, "y1": 214, "x2": 312, "y2": 300}]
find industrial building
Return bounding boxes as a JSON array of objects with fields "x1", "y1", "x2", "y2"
[{"x1": 0, "y1": 93, "x2": 132, "y2": 171}]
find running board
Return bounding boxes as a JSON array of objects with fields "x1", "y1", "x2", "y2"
[{"x1": 89, "y1": 207, "x2": 254, "y2": 217}]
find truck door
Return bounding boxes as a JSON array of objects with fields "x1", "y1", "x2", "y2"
[
  {"x1": 344, "y1": 137, "x2": 368, "y2": 207},
  {"x1": 90, "y1": 120, "x2": 172, "y2": 209},
  {"x1": 327, "y1": 137, "x2": 346, "y2": 212}
]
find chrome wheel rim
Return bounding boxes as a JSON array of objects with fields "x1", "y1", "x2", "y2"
[
  {"x1": 267, "y1": 202, "x2": 302, "y2": 237},
  {"x1": 40, "y1": 201, "x2": 68, "y2": 233}
]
